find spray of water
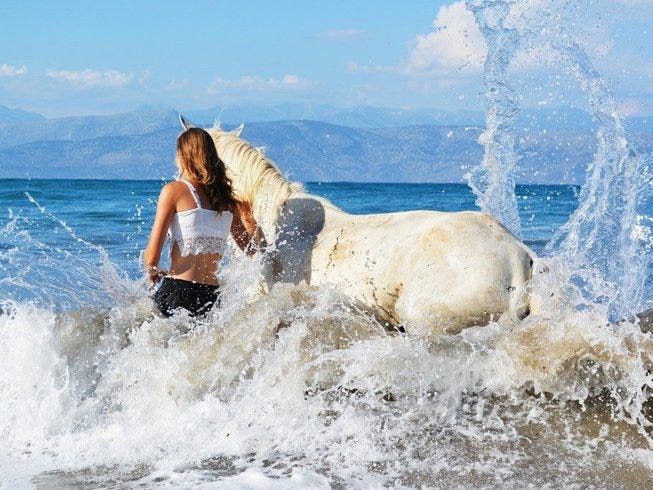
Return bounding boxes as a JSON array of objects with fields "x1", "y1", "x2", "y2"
[
  {"x1": 466, "y1": 0, "x2": 653, "y2": 319},
  {"x1": 465, "y1": 0, "x2": 522, "y2": 238},
  {"x1": 543, "y1": 34, "x2": 653, "y2": 320},
  {"x1": 1, "y1": 194, "x2": 137, "y2": 311},
  {"x1": 2, "y1": 168, "x2": 653, "y2": 487}
]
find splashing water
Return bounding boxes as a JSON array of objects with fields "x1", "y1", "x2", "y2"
[
  {"x1": 1, "y1": 183, "x2": 652, "y2": 485},
  {"x1": 543, "y1": 34, "x2": 653, "y2": 320},
  {"x1": 465, "y1": 0, "x2": 522, "y2": 238},
  {"x1": 1, "y1": 194, "x2": 136, "y2": 311},
  {"x1": 2, "y1": 264, "x2": 653, "y2": 487},
  {"x1": 466, "y1": 0, "x2": 653, "y2": 320}
]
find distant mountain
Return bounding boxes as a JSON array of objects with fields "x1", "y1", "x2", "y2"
[
  {"x1": 0, "y1": 104, "x2": 651, "y2": 183},
  {"x1": 2, "y1": 119, "x2": 650, "y2": 183},
  {"x1": 1, "y1": 103, "x2": 650, "y2": 151},
  {"x1": 0, "y1": 107, "x2": 179, "y2": 149},
  {"x1": 186, "y1": 103, "x2": 487, "y2": 129},
  {"x1": 185, "y1": 103, "x2": 641, "y2": 131},
  {"x1": 0, "y1": 105, "x2": 45, "y2": 125},
  {"x1": 0, "y1": 128, "x2": 180, "y2": 180}
]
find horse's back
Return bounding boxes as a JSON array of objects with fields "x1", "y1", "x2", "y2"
[{"x1": 310, "y1": 208, "x2": 534, "y2": 334}]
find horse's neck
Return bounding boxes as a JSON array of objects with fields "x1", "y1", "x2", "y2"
[
  {"x1": 250, "y1": 187, "x2": 294, "y2": 242},
  {"x1": 304, "y1": 194, "x2": 344, "y2": 215},
  {"x1": 253, "y1": 190, "x2": 344, "y2": 244},
  {"x1": 214, "y1": 132, "x2": 344, "y2": 242}
]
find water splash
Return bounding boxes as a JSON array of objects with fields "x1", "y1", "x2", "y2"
[
  {"x1": 2, "y1": 3, "x2": 653, "y2": 486},
  {"x1": 465, "y1": 0, "x2": 522, "y2": 237},
  {"x1": 0, "y1": 195, "x2": 136, "y2": 311},
  {"x1": 543, "y1": 36, "x2": 653, "y2": 320},
  {"x1": 2, "y1": 278, "x2": 652, "y2": 487},
  {"x1": 465, "y1": 0, "x2": 653, "y2": 319}
]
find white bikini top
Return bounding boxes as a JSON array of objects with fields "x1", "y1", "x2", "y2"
[{"x1": 168, "y1": 179, "x2": 233, "y2": 257}]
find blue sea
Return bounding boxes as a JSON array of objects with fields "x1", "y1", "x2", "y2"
[
  {"x1": 1, "y1": 179, "x2": 584, "y2": 311},
  {"x1": 0, "y1": 178, "x2": 578, "y2": 283},
  {"x1": 2, "y1": 177, "x2": 653, "y2": 487}
]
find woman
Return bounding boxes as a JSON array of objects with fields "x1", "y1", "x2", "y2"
[{"x1": 143, "y1": 127, "x2": 258, "y2": 317}]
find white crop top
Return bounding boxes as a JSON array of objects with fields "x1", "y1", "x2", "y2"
[{"x1": 168, "y1": 179, "x2": 233, "y2": 257}]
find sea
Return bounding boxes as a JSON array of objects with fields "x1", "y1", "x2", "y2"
[{"x1": 1, "y1": 178, "x2": 653, "y2": 487}]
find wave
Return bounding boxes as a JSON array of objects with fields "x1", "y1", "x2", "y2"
[{"x1": 1, "y1": 261, "x2": 652, "y2": 487}]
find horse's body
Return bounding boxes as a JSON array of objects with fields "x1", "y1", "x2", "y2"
[
  {"x1": 272, "y1": 195, "x2": 534, "y2": 335},
  {"x1": 184, "y1": 119, "x2": 536, "y2": 335}
]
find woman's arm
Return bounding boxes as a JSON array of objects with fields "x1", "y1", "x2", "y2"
[
  {"x1": 143, "y1": 183, "x2": 176, "y2": 283},
  {"x1": 230, "y1": 200, "x2": 262, "y2": 256}
]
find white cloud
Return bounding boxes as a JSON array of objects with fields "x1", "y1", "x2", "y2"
[
  {"x1": 346, "y1": 61, "x2": 398, "y2": 74},
  {"x1": 617, "y1": 99, "x2": 642, "y2": 117},
  {"x1": 280, "y1": 74, "x2": 300, "y2": 85},
  {"x1": 405, "y1": 1, "x2": 612, "y2": 76},
  {"x1": 138, "y1": 70, "x2": 151, "y2": 85},
  {"x1": 0, "y1": 63, "x2": 28, "y2": 77},
  {"x1": 317, "y1": 29, "x2": 364, "y2": 42},
  {"x1": 46, "y1": 69, "x2": 133, "y2": 88},
  {"x1": 407, "y1": 1, "x2": 486, "y2": 74},
  {"x1": 166, "y1": 79, "x2": 188, "y2": 91},
  {"x1": 207, "y1": 74, "x2": 309, "y2": 94}
]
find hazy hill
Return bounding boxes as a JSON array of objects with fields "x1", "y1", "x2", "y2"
[
  {"x1": 2, "y1": 118, "x2": 650, "y2": 183},
  {"x1": 0, "y1": 105, "x2": 651, "y2": 184},
  {"x1": 186, "y1": 104, "x2": 487, "y2": 129},
  {"x1": 0, "y1": 107, "x2": 179, "y2": 148},
  {"x1": 185, "y1": 104, "x2": 651, "y2": 131},
  {"x1": 0, "y1": 105, "x2": 46, "y2": 125}
]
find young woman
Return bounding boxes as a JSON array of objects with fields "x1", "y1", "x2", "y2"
[{"x1": 143, "y1": 127, "x2": 258, "y2": 317}]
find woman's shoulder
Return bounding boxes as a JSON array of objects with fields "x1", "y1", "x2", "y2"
[
  {"x1": 163, "y1": 180, "x2": 186, "y2": 190},
  {"x1": 156, "y1": 181, "x2": 189, "y2": 206},
  {"x1": 160, "y1": 180, "x2": 187, "y2": 196}
]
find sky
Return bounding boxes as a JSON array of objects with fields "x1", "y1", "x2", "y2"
[{"x1": 0, "y1": 0, "x2": 651, "y2": 118}]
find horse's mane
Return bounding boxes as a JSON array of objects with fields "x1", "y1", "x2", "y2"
[{"x1": 208, "y1": 126, "x2": 306, "y2": 236}]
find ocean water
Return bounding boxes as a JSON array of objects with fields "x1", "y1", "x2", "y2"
[
  {"x1": 0, "y1": 179, "x2": 579, "y2": 282},
  {"x1": 1, "y1": 178, "x2": 652, "y2": 488}
]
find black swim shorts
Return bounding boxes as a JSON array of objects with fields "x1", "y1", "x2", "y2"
[{"x1": 153, "y1": 277, "x2": 220, "y2": 317}]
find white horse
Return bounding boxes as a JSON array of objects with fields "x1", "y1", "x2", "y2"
[{"x1": 180, "y1": 117, "x2": 537, "y2": 335}]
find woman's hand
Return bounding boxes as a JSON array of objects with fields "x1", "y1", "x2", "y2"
[{"x1": 145, "y1": 265, "x2": 167, "y2": 284}]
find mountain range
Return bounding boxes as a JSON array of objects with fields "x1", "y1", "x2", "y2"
[{"x1": 0, "y1": 104, "x2": 651, "y2": 184}]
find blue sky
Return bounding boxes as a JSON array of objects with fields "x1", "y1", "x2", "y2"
[{"x1": 0, "y1": 0, "x2": 651, "y2": 118}]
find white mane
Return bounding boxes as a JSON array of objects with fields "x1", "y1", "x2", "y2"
[{"x1": 207, "y1": 125, "x2": 305, "y2": 240}]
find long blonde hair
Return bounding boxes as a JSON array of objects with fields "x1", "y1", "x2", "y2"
[{"x1": 176, "y1": 127, "x2": 237, "y2": 210}]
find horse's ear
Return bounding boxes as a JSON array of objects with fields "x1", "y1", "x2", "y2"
[
  {"x1": 231, "y1": 123, "x2": 244, "y2": 137},
  {"x1": 178, "y1": 114, "x2": 197, "y2": 130}
]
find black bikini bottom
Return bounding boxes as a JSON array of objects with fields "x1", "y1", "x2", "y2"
[{"x1": 153, "y1": 277, "x2": 220, "y2": 317}]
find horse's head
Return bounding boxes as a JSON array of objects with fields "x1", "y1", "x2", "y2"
[
  {"x1": 178, "y1": 114, "x2": 252, "y2": 200},
  {"x1": 178, "y1": 114, "x2": 303, "y2": 242}
]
